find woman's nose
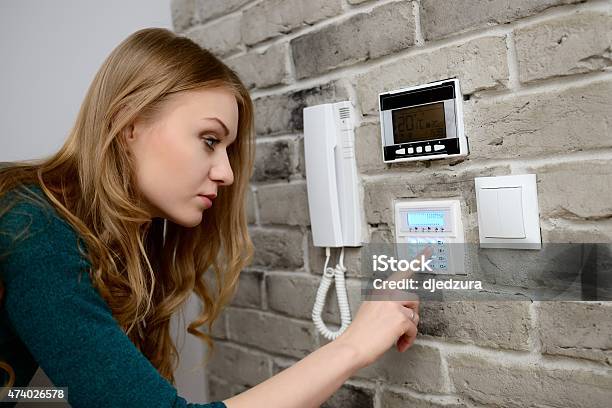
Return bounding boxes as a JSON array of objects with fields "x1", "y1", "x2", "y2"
[{"x1": 210, "y1": 152, "x2": 234, "y2": 186}]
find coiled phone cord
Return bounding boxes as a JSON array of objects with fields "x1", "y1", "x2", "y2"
[{"x1": 312, "y1": 247, "x2": 352, "y2": 341}]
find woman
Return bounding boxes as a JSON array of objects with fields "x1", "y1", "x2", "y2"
[{"x1": 0, "y1": 28, "x2": 420, "y2": 408}]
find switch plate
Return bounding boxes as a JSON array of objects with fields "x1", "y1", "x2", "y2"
[
  {"x1": 475, "y1": 174, "x2": 541, "y2": 249},
  {"x1": 479, "y1": 187, "x2": 525, "y2": 239}
]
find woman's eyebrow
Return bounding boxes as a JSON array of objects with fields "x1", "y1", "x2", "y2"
[{"x1": 201, "y1": 117, "x2": 229, "y2": 137}]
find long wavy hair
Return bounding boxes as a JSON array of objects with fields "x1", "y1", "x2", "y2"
[{"x1": 0, "y1": 27, "x2": 255, "y2": 388}]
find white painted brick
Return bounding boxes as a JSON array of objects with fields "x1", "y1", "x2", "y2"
[
  {"x1": 420, "y1": 0, "x2": 584, "y2": 41},
  {"x1": 207, "y1": 341, "x2": 271, "y2": 386},
  {"x1": 196, "y1": 0, "x2": 252, "y2": 23},
  {"x1": 355, "y1": 36, "x2": 509, "y2": 116},
  {"x1": 448, "y1": 353, "x2": 612, "y2": 408},
  {"x1": 184, "y1": 14, "x2": 242, "y2": 56},
  {"x1": 249, "y1": 227, "x2": 305, "y2": 269},
  {"x1": 171, "y1": 0, "x2": 198, "y2": 32},
  {"x1": 241, "y1": 0, "x2": 343, "y2": 46},
  {"x1": 466, "y1": 80, "x2": 612, "y2": 159},
  {"x1": 225, "y1": 42, "x2": 290, "y2": 89},
  {"x1": 515, "y1": 10, "x2": 612, "y2": 83},
  {"x1": 537, "y1": 301, "x2": 612, "y2": 364},
  {"x1": 254, "y1": 81, "x2": 349, "y2": 136},
  {"x1": 227, "y1": 308, "x2": 316, "y2": 358},
  {"x1": 291, "y1": 1, "x2": 417, "y2": 79},
  {"x1": 257, "y1": 182, "x2": 310, "y2": 226},
  {"x1": 528, "y1": 160, "x2": 612, "y2": 220},
  {"x1": 354, "y1": 344, "x2": 445, "y2": 393}
]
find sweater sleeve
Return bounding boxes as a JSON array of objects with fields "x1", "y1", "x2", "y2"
[{"x1": 0, "y1": 198, "x2": 228, "y2": 408}]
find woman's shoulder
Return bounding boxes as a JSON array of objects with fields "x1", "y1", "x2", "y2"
[
  {"x1": 0, "y1": 183, "x2": 90, "y2": 285},
  {"x1": 2, "y1": 183, "x2": 63, "y2": 229},
  {"x1": 0, "y1": 183, "x2": 84, "y2": 260}
]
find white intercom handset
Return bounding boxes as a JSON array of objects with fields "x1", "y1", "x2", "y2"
[{"x1": 303, "y1": 101, "x2": 364, "y2": 341}]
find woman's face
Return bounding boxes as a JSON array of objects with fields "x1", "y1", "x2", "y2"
[{"x1": 124, "y1": 86, "x2": 238, "y2": 227}]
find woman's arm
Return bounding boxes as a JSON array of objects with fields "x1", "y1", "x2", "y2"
[
  {"x1": 224, "y1": 296, "x2": 420, "y2": 408},
  {"x1": 223, "y1": 339, "x2": 361, "y2": 408},
  {"x1": 1, "y1": 198, "x2": 420, "y2": 408},
  {"x1": 223, "y1": 246, "x2": 427, "y2": 408}
]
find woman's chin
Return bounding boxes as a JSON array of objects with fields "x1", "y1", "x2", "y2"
[{"x1": 171, "y1": 212, "x2": 203, "y2": 228}]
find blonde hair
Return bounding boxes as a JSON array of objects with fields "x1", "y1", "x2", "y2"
[{"x1": 0, "y1": 27, "x2": 255, "y2": 387}]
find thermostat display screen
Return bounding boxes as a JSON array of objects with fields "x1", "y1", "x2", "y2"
[
  {"x1": 407, "y1": 211, "x2": 445, "y2": 227},
  {"x1": 392, "y1": 102, "x2": 446, "y2": 144}
]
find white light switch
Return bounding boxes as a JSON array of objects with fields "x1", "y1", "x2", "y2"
[
  {"x1": 475, "y1": 174, "x2": 541, "y2": 249},
  {"x1": 498, "y1": 187, "x2": 525, "y2": 238},
  {"x1": 479, "y1": 188, "x2": 502, "y2": 237},
  {"x1": 480, "y1": 187, "x2": 526, "y2": 239}
]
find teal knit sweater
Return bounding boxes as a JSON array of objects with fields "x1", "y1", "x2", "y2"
[{"x1": 0, "y1": 184, "x2": 227, "y2": 408}]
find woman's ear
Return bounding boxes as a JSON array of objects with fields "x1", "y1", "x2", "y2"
[
  {"x1": 121, "y1": 123, "x2": 136, "y2": 157},
  {"x1": 122, "y1": 123, "x2": 135, "y2": 140}
]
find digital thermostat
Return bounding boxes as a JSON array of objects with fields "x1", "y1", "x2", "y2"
[
  {"x1": 394, "y1": 199, "x2": 466, "y2": 275},
  {"x1": 379, "y1": 78, "x2": 469, "y2": 163}
]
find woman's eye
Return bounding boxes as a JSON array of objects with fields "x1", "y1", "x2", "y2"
[{"x1": 202, "y1": 136, "x2": 220, "y2": 150}]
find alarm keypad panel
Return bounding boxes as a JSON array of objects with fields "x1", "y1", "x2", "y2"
[{"x1": 394, "y1": 200, "x2": 466, "y2": 275}]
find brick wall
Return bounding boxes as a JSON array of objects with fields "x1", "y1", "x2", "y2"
[{"x1": 171, "y1": 0, "x2": 612, "y2": 406}]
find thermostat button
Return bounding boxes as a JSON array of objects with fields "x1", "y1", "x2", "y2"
[
  {"x1": 407, "y1": 147, "x2": 414, "y2": 154},
  {"x1": 416, "y1": 146, "x2": 423, "y2": 153},
  {"x1": 425, "y1": 145, "x2": 432, "y2": 152}
]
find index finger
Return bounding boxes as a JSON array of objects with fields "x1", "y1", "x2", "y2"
[{"x1": 385, "y1": 244, "x2": 433, "y2": 284}]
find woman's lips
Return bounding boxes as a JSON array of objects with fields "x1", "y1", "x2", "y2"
[{"x1": 197, "y1": 195, "x2": 213, "y2": 209}]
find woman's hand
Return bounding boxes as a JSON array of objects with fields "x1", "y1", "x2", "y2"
[
  {"x1": 222, "y1": 247, "x2": 430, "y2": 408},
  {"x1": 334, "y1": 295, "x2": 419, "y2": 369},
  {"x1": 333, "y1": 246, "x2": 432, "y2": 369}
]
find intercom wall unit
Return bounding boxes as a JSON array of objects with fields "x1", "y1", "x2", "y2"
[
  {"x1": 379, "y1": 78, "x2": 469, "y2": 163},
  {"x1": 303, "y1": 101, "x2": 364, "y2": 248},
  {"x1": 303, "y1": 101, "x2": 365, "y2": 342},
  {"x1": 394, "y1": 199, "x2": 466, "y2": 275}
]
